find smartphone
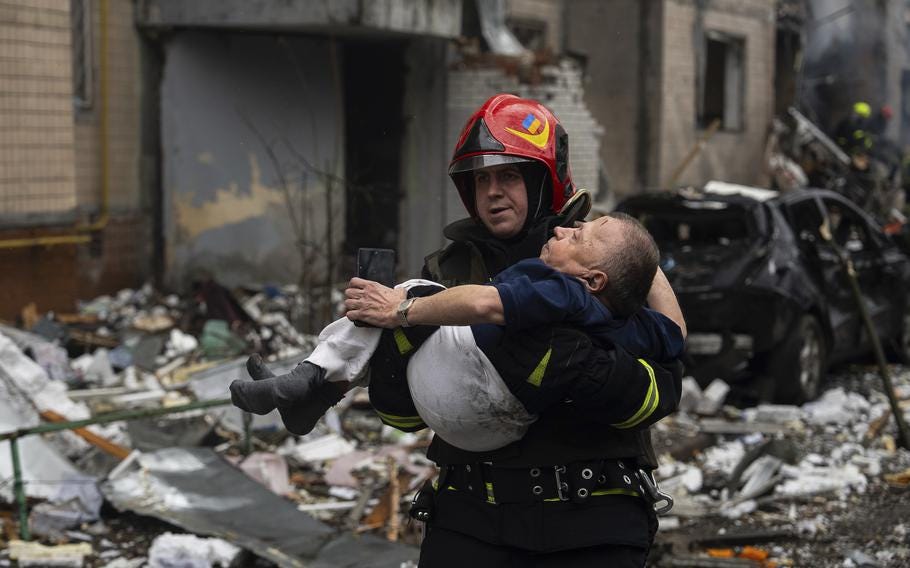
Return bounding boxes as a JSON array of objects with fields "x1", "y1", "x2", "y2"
[
  {"x1": 354, "y1": 248, "x2": 396, "y2": 327},
  {"x1": 356, "y1": 248, "x2": 396, "y2": 287}
]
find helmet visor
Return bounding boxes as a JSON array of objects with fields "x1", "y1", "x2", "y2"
[{"x1": 448, "y1": 154, "x2": 532, "y2": 175}]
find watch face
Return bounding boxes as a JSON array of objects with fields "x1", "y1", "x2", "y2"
[{"x1": 398, "y1": 298, "x2": 415, "y2": 326}]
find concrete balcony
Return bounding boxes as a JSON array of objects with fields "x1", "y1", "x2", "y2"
[{"x1": 136, "y1": 0, "x2": 462, "y2": 39}]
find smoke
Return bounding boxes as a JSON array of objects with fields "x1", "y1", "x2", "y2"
[{"x1": 799, "y1": 0, "x2": 901, "y2": 133}]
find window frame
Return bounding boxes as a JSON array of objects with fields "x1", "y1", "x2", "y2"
[
  {"x1": 71, "y1": 0, "x2": 94, "y2": 112},
  {"x1": 697, "y1": 30, "x2": 746, "y2": 133}
]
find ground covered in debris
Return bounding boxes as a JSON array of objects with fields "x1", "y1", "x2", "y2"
[
  {"x1": 649, "y1": 367, "x2": 910, "y2": 568},
  {"x1": 1, "y1": 283, "x2": 909, "y2": 567}
]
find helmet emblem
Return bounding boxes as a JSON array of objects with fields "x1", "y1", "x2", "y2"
[{"x1": 505, "y1": 113, "x2": 550, "y2": 148}]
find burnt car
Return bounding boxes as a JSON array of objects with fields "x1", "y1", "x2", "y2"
[{"x1": 618, "y1": 182, "x2": 910, "y2": 404}]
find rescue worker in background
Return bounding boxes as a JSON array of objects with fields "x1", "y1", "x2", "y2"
[
  {"x1": 834, "y1": 101, "x2": 875, "y2": 158},
  {"x1": 236, "y1": 94, "x2": 684, "y2": 566}
]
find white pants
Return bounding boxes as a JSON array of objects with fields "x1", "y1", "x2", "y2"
[{"x1": 306, "y1": 280, "x2": 535, "y2": 452}]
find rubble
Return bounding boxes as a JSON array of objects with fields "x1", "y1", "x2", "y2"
[
  {"x1": 233, "y1": 452, "x2": 293, "y2": 495},
  {"x1": 695, "y1": 379, "x2": 731, "y2": 416},
  {"x1": 3, "y1": 282, "x2": 910, "y2": 566},
  {"x1": 0, "y1": 283, "x2": 423, "y2": 563},
  {"x1": 653, "y1": 368, "x2": 910, "y2": 567},
  {"x1": 147, "y1": 533, "x2": 239, "y2": 568},
  {"x1": 8, "y1": 540, "x2": 93, "y2": 567},
  {"x1": 101, "y1": 447, "x2": 336, "y2": 564}
]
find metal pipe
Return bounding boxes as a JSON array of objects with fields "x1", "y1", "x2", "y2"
[
  {"x1": 3, "y1": 397, "x2": 233, "y2": 540},
  {"x1": 10, "y1": 436, "x2": 31, "y2": 540},
  {"x1": 0, "y1": 398, "x2": 231, "y2": 441},
  {"x1": 840, "y1": 256, "x2": 910, "y2": 449},
  {"x1": 820, "y1": 222, "x2": 910, "y2": 449},
  {"x1": 0, "y1": 235, "x2": 92, "y2": 249}
]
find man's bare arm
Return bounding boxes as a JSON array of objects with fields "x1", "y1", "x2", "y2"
[
  {"x1": 344, "y1": 278, "x2": 504, "y2": 328},
  {"x1": 647, "y1": 268, "x2": 687, "y2": 338}
]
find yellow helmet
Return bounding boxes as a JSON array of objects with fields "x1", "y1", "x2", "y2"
[{"x1": 853, "y1": 101, "x2": 871, "y2": 118}]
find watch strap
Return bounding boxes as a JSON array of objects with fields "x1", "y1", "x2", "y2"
[{"x1": 397, "y1": 297, "x2": 416, "y2": 328}]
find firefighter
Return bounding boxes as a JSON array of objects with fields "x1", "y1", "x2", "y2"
[
  {"x1": 834, "y1": 101, "x2": 875, "y2": 160},
  {"x1": 236, "y1": 94, "x2": 684, "y2": 566}
]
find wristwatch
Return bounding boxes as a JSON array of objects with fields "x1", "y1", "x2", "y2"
[{"x1": 397, "y1": 297, "x2": 417, "y2": 328}]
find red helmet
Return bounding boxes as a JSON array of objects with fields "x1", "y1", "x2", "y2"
[{"x1": 448, "y1": 94, "x2": 575, "y2": 218}]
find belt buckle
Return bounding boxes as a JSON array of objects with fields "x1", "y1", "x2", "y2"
[
  {"x1": 554, "y1": 465, "x2": 569, "y2": 501},
  {"x1": 637, "y1": 469, "x2": 674, "y2": 515}
]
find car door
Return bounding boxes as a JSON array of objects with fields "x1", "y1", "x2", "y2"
[
  {"x1": 782, "y1": 195, "x2": 855, "y2": 357},
  {"x1": 819, "y1": 196, "x2": 893, "y2": 354}
]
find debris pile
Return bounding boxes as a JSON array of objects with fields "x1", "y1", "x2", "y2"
[
  {"x1": 3, "y1": 283, "x2": 910, "y2": 567},
  {"x1": 652, "y1": 371, "x2": 910, "y2": 567},
  {"x1": 0, "y1": 283, "x2": 424, "y2": 567}
]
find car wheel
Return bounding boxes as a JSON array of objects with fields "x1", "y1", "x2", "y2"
[{"x1": 768, "y1": 315, "x2": 827, "y2": 404}]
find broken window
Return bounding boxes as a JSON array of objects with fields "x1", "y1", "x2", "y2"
[
  {"x1": 634, "y1": 208, "x2": 755, "y2": 247},
  {"x1": 786, "y1": 199, "x2": 826, "y2": 242},
  {"x1": 822, "y1": 199, "x2": 872, "y2": 253},
  {"x1": 507, "y1": 17, "x2": 547, "y2": 51},
  {"x1": 698, "y1": 32, "x2": 744, "y2": 131},
  {"x1": 71, "y1": 0, "x2": 93, "y2": 110}
]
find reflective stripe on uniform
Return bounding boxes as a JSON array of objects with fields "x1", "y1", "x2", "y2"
[
  {"x1": 590, "y1": 488, "x2": 640, "y2": 498},
  {"x1": 526, "y1": 347, "x2": 552, "y2": 387},
  {"x1": 543, "y1": 488, "x2": 640, "y2": 501},
  {"x1": 441, "y1": 481, "x2": 637, "y2": 502},
  {"x1": 376, "y1": 409, "x2": 424, "y2": 429},
  {"x1": 611, "y1": 358, "x2": 659, "y2": 429},
  {"x1": 393, "y1": 328, "x2": 414, "y2": 354}
]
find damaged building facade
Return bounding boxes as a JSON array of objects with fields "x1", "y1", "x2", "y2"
[
  {"x1": 0, "y1": 0, "x2": 608, "y2": 319},
  {"x1": 139, "y1": 0, "x2": 607, "y2": 295},
  {"x1": 567, "y1": 0, "x2": 778, "y2": 198},
  {"x1": 5, "y1": 0, "x2": 862, "y2": 321}
]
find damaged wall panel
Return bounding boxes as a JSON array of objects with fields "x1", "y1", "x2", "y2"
[
  {"x1": 565, "y1": 0, "x2": 643, "y2": 198},
  {"x1": 399, "y1": 38, "x2": 451, "y2": 277},
  {"x1": 161, "y1": 32, "x2": 344, "y2": 290}
]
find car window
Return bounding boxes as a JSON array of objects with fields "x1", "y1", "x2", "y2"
[
  {"x1": 822, "y1": 199, "x2": 873, "y2": 253},
  {"x1": 786, "y1": 199, "x2": 825, "y2": 242},
  {"x1": 634, "y1": 209, "x2": 753, "y2": 247}
]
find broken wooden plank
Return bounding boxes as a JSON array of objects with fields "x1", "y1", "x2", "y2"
[{"x1": 39, "y1": 409, "x2": 131, "y2": 460}]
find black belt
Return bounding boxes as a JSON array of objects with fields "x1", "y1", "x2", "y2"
[{"x1": 440, "y1": 459, "x2": 643, "y2": 505}]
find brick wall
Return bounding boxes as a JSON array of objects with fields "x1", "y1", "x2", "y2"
[
  {"x1": 0, "y1": 215, "x2": 151, "y2": 319},
  {"x1": 446, "y1": 62, "x2": 603, "y2": 225},
  {"x1": 0, "y1": 0, "x2": 78, "y2": 220},
  {"x1": 0, "y1": 0, "x2": 149, "y2": 319},
  {"x1": 74, "y1": 0, "x2": 142, "y2": 212},
  {"x1": 656, "y1": 0, "x2": 775, "y2": 188}
]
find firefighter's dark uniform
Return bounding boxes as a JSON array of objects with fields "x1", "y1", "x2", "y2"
[{"x1": 368, "y1": 215, "x2": 683, "y2": 568}]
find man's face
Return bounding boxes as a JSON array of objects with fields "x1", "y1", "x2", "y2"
[
  {"x1": 473, "y1": 164, "x2": 528, "y2": 239},
  {"x1": 540, "y1": 217, "x2": 622, "y2": 280}
]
